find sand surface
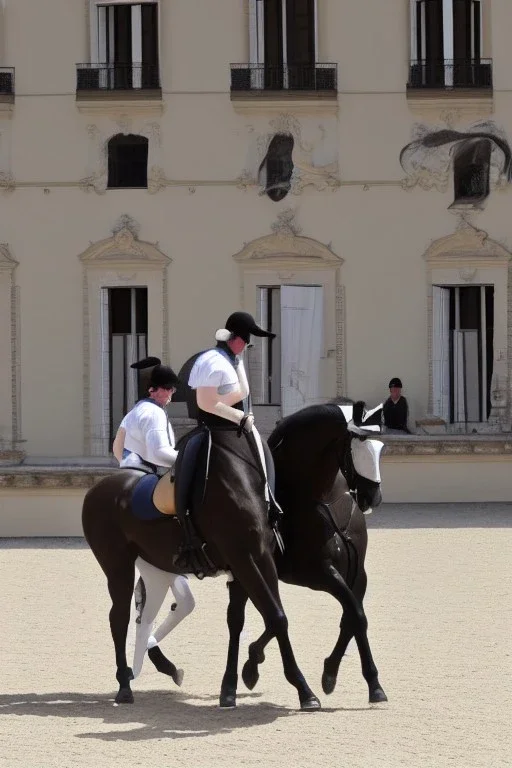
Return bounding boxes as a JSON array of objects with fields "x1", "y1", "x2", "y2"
[{"x1": 0, "y1": 503, "x2": 510, "y2": 768}]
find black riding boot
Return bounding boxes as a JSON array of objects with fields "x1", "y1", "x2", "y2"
[{"x1": 173, "y1": 431, "x2": 216, "y2": 578}]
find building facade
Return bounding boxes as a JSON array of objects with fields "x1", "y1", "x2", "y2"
[{"x1": 2, "y1": 0, "x2": 512, "y2": 524}]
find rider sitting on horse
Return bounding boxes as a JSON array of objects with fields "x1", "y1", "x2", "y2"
[{"x1": 112, "y1": 357, "x2": 180, "y2": 475}]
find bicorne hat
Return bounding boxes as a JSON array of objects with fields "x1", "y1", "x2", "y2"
[
  {"x1": 215, "y1": 311, "x2": 276, "y2": 344},
  {"x1": 130, "y1": 356, "x2": 180, "y2": 390}
]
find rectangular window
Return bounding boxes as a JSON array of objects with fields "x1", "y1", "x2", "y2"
[
  {"x1": 249, "y1": 285, "x2": 323, "y2": 416},
  {"x1": 108, "y1": 286, "x2": 148, "y2": 441},
  {"x1": 96, "y1": 2, "x2": 158, "y2": 88},
  {"x1": 251, "y1": 0, "x2": 316, "y2": 89},
  {"x1": 411, "y1": 0, "x2": 483, "y2": 86},
  {"x1": 433, "y1": 285, "x2": 493, "y2": 424}
]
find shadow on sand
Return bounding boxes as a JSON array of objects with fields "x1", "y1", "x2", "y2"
[{"x1": 0, "y1": 690, "x2": 382, "y2": 742}]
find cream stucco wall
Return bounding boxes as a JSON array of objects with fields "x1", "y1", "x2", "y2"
[{"x1": 0, "y1": 0, "x2": 511, "y2": 474}]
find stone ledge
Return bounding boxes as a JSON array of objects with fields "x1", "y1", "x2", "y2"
[
  {"x1": 2, "y1": 435, "x2": 512, "y2": 489},
  {"x1": 0, "y1": 466, "x2": 113, "y2": 490},
  {"x1": 381, "y1": 434, "x2": 512, "y2": 456}
]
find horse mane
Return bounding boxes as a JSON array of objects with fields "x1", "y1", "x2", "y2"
[{"x1": 268, "y1": 402, "x2": 348, "y2": 449}]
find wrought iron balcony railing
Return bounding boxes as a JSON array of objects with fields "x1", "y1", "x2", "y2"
[
  {"x1": 76, "y1": 63, "x2": 160, "y2": 93},
  {"x1": 230, "y1": 63, "x2": 337, "y2": 94},
  {"x1": 0, "y1": 67, "x2": 15, "y2": 96},
  {"x1": 408, "y1": 59, "x2": 493, "y2": 90}
]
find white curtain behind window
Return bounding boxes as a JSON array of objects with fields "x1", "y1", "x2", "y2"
[{"x1": 280, "y1": 285, "x2": 323, "y2": 417}]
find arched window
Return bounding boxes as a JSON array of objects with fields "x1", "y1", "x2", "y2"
[{"x1": 107, "y1": 134, "x2": 148, "y2": 189}]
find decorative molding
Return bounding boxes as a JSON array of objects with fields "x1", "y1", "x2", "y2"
[
  {"x1": 335, "y1": 282, "x2": 345, "y2": 397},
  {"x1": 270, "y1": 208, "x2": 302, "y2": 236},
  {"x1": 233, "y1": 230, "x2": 343, "y2": 269},
  {"x1": 0, "y1": 171, "x2": 15, "y2": 194},
  {"x1": 401, "y1": 168, "x2": 449, "y2": 193},
  {"x1": 423, "y1": 219, "x2": 512, "y2": 268},
  {"x1": 240, "y1": 112, "x2": 341, "y2": 196},
  {"x1": 0, "y1": 245, "x2": 20, "y2": 448},
  {"x1": 79, "y1": 224, "x2": 170, "y2": 268}
]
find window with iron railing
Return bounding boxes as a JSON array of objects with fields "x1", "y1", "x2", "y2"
[
  {"x1": 77, "y1": 1, "x2": 159, "y2": 91},
  {"x1": 408, "y1": 0, "x2": 491, "y2": 89}
]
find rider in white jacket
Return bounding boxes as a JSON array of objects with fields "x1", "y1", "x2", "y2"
[{"x1": 112, "y1": 357, "x2": 179, "y2": 474}]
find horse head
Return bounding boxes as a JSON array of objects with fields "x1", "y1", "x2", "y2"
[{"x1": 336, "y1": 401, "x2": 384, "y2": 514}]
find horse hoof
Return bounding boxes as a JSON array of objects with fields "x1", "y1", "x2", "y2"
[
  {"x1": 241, "y1": 661, "x2": 259, "y2": 691},
  {"x1": 219, "y1": 693, "x2": 237, "y2": 709},
  {"x1": 369, "y1": 687, "x2": 388, "y2": 704},
  {"x1": 115, "y1": 687, "x2": 134, "y2": 704},
  {"x1": 321, "y1": 671, "x2": 337, "y2": 695},
  {"x1": 300, "y1": 695, "x2": 321, "y2": 711},
  {"x1": 172, "y1": 668, "x2": 184, "y2": 688}
]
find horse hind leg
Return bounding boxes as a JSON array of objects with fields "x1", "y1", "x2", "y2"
[
  {"x1": 148, "y1": 573, "x2": 195, "y2": 687},
  {"x1": 133, "y1": 559, "x2": 193, "y2": 687},
  {"x1": 107, "y1": 560, "x2": 137, "y2": 704},
  {"x1": 220, "y1": 579, "x2": 249, "y2": 708}
]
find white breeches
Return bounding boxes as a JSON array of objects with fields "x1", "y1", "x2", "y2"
[{"x1": 132, "y1": 557, "x2": 195, "y2": 679}]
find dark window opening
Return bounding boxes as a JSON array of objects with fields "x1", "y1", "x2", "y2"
[
  {"x1": 107, "y1": 133, "x2": 148, "y2": 189},
  {"x1": 108, "y1": 287, "x2": 148, "y2": 441},
  {"x1": 258, "y1": 133, "x2": 295, "y2": 202},
  {"x1": 447, "y1": 285, "x2": 493, "y2": 423},
  {"x1": 453, "y1": 138, "x2": 491, "y2": 203}
]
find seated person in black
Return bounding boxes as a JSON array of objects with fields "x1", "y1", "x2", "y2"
[{"x1": 383, "y1": 377, "x2": 410, "y2": 434}]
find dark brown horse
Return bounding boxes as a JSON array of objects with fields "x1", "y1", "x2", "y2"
[
  {"x1": 82, "y1": 422, "x2": 320, "y2": 710},
  {"x1": 126, "y1": 401, "x2": 388, "y2": 707},
  {"x1": 222, "y1": 401, "x2": 388, "y2": 705}
]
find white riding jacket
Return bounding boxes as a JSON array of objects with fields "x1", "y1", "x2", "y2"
[{"x1": 119, "y1": 399, "x2": 178, "y2": 470}]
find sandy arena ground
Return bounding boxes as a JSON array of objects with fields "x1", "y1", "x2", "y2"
[{"x1": 0, "y1": 503, "x2": 510, "y2": 768}]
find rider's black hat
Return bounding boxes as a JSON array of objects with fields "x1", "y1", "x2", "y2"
[
  {"x1": 215, "y1": 311, "x2": 276, "y2": 344},
  {"x1": 130, "y1": 357, "x2": 180, "y2": 390},
  {"x1": 388, "y1": 377, "x2": 403, "y2": 389}
]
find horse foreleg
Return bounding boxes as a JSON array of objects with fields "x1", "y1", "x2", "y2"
[
  {"x1": 219, "y1": 579, "x2": 249, "y2": 708},
  {"x1": 108, "y1": 564, "x2": 136, "y2": 704},
  {"x1": 321, "y1": 564, "x2": 387, "y2": 703},
  {"x1": 241, "y1": 627, "x2": 272, "y2": 691},
  {"x1": 235, "y1": 552, "x2": 320, "y2": 710}
]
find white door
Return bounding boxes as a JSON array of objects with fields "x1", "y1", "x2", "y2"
[{"x1": 280, "y1": 285, "x2": 323, "y2": 417}]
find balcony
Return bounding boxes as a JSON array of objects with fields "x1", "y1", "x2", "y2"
[
  {"x1": 407, "y1": 59, "x2": 493, "y2": 91},
  {"x1": 0, "y1": 67, "x2": 15, "y2": 105},
  {"x1": 230, "y1": 63, "x2": 337, "y2": 99},
  {"x1": 76, "y1": 63, "x2": 161, "y2": 98}
]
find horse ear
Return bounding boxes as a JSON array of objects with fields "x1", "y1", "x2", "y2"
[
  {"x1": 362, "y1": 403, "x2": 383, "y2": 427},
  {"x1": 353, "y1": 401, "x2": 365, "y2": 426}
]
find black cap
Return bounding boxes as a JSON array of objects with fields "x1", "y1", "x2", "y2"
[
  {"x1": 224, "y1": 311, "x2": 276, "y2": 344},
  {"x1": 388, "y1": 377, "x2": 403, "y2": 389},
  {"x1": 131, "y1": 357, "x2": 180, "y2": 390}
]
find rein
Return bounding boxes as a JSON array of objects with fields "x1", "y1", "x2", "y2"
[{"x1": 316, "y1": 492, "x2": 360, "y2": 590}]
